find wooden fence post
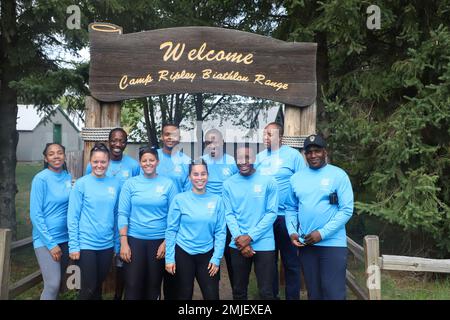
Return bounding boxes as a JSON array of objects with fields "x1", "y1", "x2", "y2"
[
  {"x1": 364, "y1": 235, "x2": 381, "y2": 300},
  {"x1": 83, "y1": 96, "x2": 102, "y2": 173},
  {"x1": 0, "y1": 229, "x2": 12, "y2": 300}
]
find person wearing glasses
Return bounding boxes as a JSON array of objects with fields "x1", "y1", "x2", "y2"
[
  {"x1": 30, "y1": 143, "x2": 72, "y2": 299},
  {"x1": 223, "y1": 145, "x2": 279, "y2": 300},
  {"x1": 255, "y1": 122, "x2": 306, "y2": 300},
  {"x1": 68, "y1": 143, "x2": 121, "y2": 300},
  {"x1": 165, "y1": 160, "x2": 226, "y2": 300},
  {"x1": 201, "y1": 129, "x2": 238, "y2": 289},
  {"x1": 118, "y1": 146, "x2": 177, "y2": 300},
  {"x1": 85, "y1": 127, "x2": 139, "y2": 300},
  {"x1": 286, "y1": 134, "x2": 354, "y2": 300}
]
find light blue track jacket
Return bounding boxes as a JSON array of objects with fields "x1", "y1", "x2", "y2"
[
  {"x1": 30, "y1": 169, "x2": 72, "y2": 249},
  {"x1": 285, "y1": 164, "x2": 354, "y2": 247}
]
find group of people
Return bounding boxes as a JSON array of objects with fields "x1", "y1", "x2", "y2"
[{"x1": 30, "y1": 122, "x2": 354, "y2": 300}]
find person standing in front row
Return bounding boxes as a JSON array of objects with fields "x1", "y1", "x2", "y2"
[
  {"x1": 165, "y1": 160, "x2": 226, "y2": 300},
  {"x1": 68, "y1": 143, "x2": 121, "y2": 300},
  {"x1": 30, "y1": 143, "x2": 72, "y2": 300},
  {"x1": 286, "y1": 134, "x2": 354, "y2": 300},
  {"x1": 223, "y1": 145, "x2": 278, "y2": 300},
  {"x1": 156, "y1": 123, "x2": 191, "y2": 299},
  {"x1": 201, "y1": 129, "x2": 238, "y2": 288},
  {"x1": 255, "y1": 122, "x2": 306, "y2": 300},
  {"x1": 85, "y1": 127, "x2": 140, "y2": 300},
  {"x1": 118, "y1": 147, "x2": 177, "y2": 300}
]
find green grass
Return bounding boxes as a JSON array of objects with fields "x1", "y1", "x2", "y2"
[
  {"x1": 347, "y1": 254, "x2": 450, "y2": 300},
  {"x1": 15, "y1": 162, "x2": 42, "y2": 239}
]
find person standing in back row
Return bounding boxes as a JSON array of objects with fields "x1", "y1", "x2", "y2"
[
  {"x1": 255, "y1": 122, "x2": 306, "y2": 300},
  {"x1": 156, "y1": 123, "x2": 191, "y2": 299},
  {"x1": 223, "y1": 145, "x2": 278, "y2": 300},
  {"x1": 286, "y1": 134, "x2": 354, "y2": 300},
  {"x1": 201, "y1": 128, "x2": 238, "y2": 288}
]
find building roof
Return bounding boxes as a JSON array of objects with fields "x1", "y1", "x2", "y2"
[
  {"x1": 179, "y1": 105, "x2": 280, "y2": 143},
  {"x1": 16, "y1": 105, "x2": 84, "y2": 132}
]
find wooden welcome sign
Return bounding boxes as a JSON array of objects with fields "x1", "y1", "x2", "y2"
[{"x1": 89, "y1": 23, "x2": 317, "y2": 107}]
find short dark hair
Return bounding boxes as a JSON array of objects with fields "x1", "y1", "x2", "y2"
[
  {"x1": 162, "y1": 122, "x2": 179, "y2": 132},
  {"x1": 138, "y1": 145, "x2": 159, "y2": 161},
  {"x1": 90, "y1": 142, "x2": 110, "y2": 159},
  {"x1": 108, "y1": 128, "x2": 128, "y2": 142},
  {"x1": 265, "y1": 122, "x2": 284, "y2": 137},
  {"x1": 188, "y1": 158, "x2": 208, "y2": 175}
]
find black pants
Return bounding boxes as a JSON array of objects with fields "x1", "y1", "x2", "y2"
[
  {"x1": 175, "y1": 245, "x2": 219, "y2": 300},
  {"x1": 77, "y1": 247, "x2": 114, "y2": 300},
  {"x1": 223, "y1": 228, "x2": 234, "y2": 288},
  {"x1": 163, "y1": 268, "x2": 177, "y2": 300},
  {"x1": 230, "y1": 248, "x2": 275, "y2": 300},
  {"x1": 299, "y1": 246, "x2": 348, "y2": 300},
  {"x1": 123, "y1": 237, "x2": 165, "y2": 300},
  {"x1": 273, "y1": 215, "x2": 301, "y2": 300}
]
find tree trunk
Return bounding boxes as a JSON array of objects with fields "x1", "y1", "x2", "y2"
[
  {"x1": 143, "y1": 97, "x2": 158, "y2": 147},
  {"x1": 0, "y1": 0, "x2": 19, "y2": 238},
  {"x1": 193, "y1": 94, "x2": 204, "y2": 160}
]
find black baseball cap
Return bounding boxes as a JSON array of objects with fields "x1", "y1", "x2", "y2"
[{"x1": 303, "y1": 134, "x2": 326, "y2": 150}]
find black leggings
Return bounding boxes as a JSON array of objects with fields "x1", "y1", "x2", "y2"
[
  {"x1": 123, "y1": 237, "x2": 165, "y2": 300},
  {"x1": 77, "y1": 247, "x2": 113, "y2": 300},
  {"x1": 175, "y1": 245, "x2": 219, "y2": 300}
]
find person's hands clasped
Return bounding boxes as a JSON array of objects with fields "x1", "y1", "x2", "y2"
[
  {"x1": 207, "y1": 263, "x2": 219, "y2": 277},
  {"x1": 235, "y1": 235, "x2": 252, "y2": 250},
  {"x1": 50, "y1": 245, "x2": 62, "y2": 262},
  {"x1": 240, "y1": 245, "x2": 255, "y2": 258},
  {"x1": 156, "y1": 240, "x2": 166, "y2": 260},
  {"x1": 304, "y1": 230, "x2": 322, "y2": 245},
  {"x1": 290, "y1": 233, "x2": 305, "y2": 247}
]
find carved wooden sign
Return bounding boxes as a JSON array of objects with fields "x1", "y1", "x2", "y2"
[{"x1": 89, "y1": 23, "x2": 317, "y2": 107}]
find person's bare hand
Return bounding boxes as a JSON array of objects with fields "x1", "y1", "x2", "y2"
[
  {"x1": 304, "y1": 231, "x2": 322, "y2": 245},
  {"x1": 235, "y1": 235, "x2": 252, "y2": 250},
  {"x1": 69, "y1": 251, "x2": 80, "y2": 260},
  {"x1": 50, "y1": 245, "x2": 62, "y2": 262},
  {"x1": 290, "y1": 233, "x2": 305, "y2": 247},
  {"x1": 156, "y1": 241, "x2": 166, "y2": 260},
  {"x1": 120, "y1": 241, "x2": 132, "y2": 263},
  {"x1": 165, "y1": 263, "x2": 176, "y2": 275},
  {"x1": 240, "y1": 245, "x2": 255, "y2": 258},
  {"x1": 208, "y1": 263, "x2": 219, "y2": 277}
]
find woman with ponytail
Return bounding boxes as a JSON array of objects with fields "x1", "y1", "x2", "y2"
[{"x1": 30, "y1": 143, "x2": 72, "y2": 299}]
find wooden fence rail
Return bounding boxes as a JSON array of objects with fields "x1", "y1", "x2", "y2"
[
  {"x1": 2, "y1": 228, "x2": 450, "y2": 300},
  {"x1": 345, "y1": 235, "x2": 450, "y2": 300},
  {"x1": 0, "y1": 229, "x2": 42, "y2": 300}
]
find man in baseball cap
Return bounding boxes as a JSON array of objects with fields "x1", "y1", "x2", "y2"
[
  {"x1": 285, "y1": 133, "x2": 354, "y2": 300},
  {"x1": 303, "y1": 134, "x2": 327, "y2": 150}
]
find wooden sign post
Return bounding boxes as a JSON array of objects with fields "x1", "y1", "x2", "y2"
[{"x1": 86, "y1": 22, "x2": 318, "y2": 297}]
